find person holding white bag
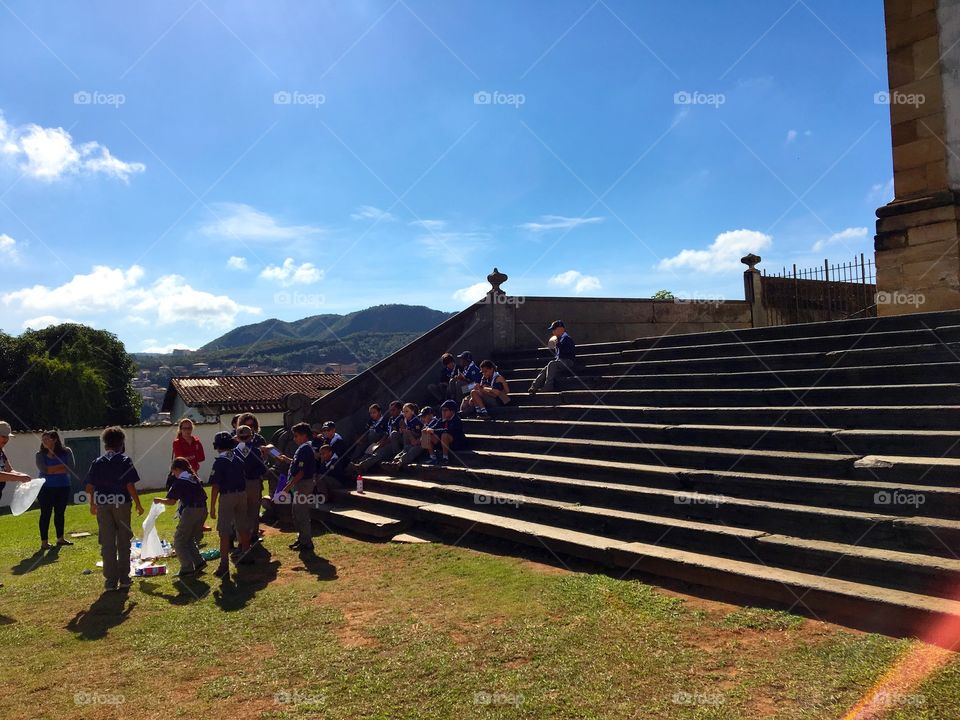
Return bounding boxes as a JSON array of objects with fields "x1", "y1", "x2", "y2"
[{"x1": 0, "y1": 421, "x2": 30, "y2": 590}]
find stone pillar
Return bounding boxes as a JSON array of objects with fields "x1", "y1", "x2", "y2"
[
  {"x1": 875, "y1": 0, "x2": 960, "y2": 314},
  {"x1": 487, "y1": 268, "x2": 516, "y2": 351},
  {"x1": 741, "y1": 253, "x2": 768, "y2": 328}
]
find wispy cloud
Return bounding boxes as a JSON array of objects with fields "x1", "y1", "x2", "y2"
[
  {"x1": 812, "y1": 226, "x2": 868, "y2": 253},
  {"x1": 867, "y1": 178, "x2": 894, "y2": 205},
  {"x1": 201, "y1": 203, "x2": 324, "y2": 241},
  {"x1": 351, "y1": 205, "x2": 396, "y2": 222},
  {"x1": 452, "y1": 281, "x2": 489, "y2": 304},
  {"x1": 227, "y1": 256, "x2": 248, "y2": 270},
  {"x1": 0, "y1": 233, "x2": 19, "y2": 262},
  {"x1": 409, "y1": 219, "x2": 446, "y2": 231},
  {"x1": 519, "y1": 215, "x2": 604, "y2": 232}
]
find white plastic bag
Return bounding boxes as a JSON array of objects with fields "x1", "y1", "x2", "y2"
[
  {"x1": 10, "y1": 477, "x2": 45, "y2": 516},
  {"x1": 140, "y1": 502, "x2": 165, "y2": 559}
]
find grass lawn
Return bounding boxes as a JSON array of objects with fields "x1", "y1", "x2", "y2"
[{"x1": 1, "y1": 491, "x2": 959, "y2": 719}]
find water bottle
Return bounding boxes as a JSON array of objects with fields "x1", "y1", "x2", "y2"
[{"x1": 356, "y1": 474, "x2": 364, "y2": 494}]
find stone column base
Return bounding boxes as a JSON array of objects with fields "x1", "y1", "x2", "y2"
[{"x1": 875, "y1": 190, "x2": 960, "y2": 315}]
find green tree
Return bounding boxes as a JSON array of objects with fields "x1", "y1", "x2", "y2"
[
  {"x1": 0, "y1": 324, "x2": 139, "y2": 431},
  {"x1": 651, "y1": 290, "x2": 675, "y2": 300}
]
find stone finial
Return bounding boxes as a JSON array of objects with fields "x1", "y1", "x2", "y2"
[
  {"x1": 741, "y1": 253, "x2": 761, "y2": 272},
  {"x1": 487, "y1": 267, "x2": 508, "y2": 294}
]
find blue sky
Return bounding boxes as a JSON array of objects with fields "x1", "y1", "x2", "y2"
[{"x1": 0, "y1": 0, "x2": 893, "y2": 352}]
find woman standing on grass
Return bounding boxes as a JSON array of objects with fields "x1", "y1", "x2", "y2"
[
  {"x1": 34, "y1": 430, "x2": 76, "y2": 550},
  {"x1": 172, "y1": 418, "x2": 205, "y2": 474}
]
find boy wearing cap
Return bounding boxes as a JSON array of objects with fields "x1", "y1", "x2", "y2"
[
  {"x1": 428, "y1": 353, "x2": 458, "y2": 402},
  {"x1": 319, "y1": 421, "x2": 349, "y2": 477},
  {"x1": 529, "y1": 321, "x2": 576, "y2": 395},
  {"x1": 84, "y1": 426, "x2": 144, "y2": 591},
  {"x1": 208, "y1": 431, "x2": 252, "y2": 577},
  {"x1": 421, "y1": 400, "x2": 467, "y2": 466},
  {"x1": 287, "y1": 422, "x2": 317, "y2": 552}
]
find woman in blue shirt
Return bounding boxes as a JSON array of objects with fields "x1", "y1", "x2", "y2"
[{"x1": 34, "y1": 430, "x2": 76, "y2": 549}]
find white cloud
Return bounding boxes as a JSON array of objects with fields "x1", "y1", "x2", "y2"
[
  {"x1": 259, "y1": 257, "x2": 324, "y2": 286},
  {"x1": 549, "y1": 270, "x2": 602, "y2": 293},
  {"x1": 812, "y1": 226, "x2": 869, "y2": 252},
  {"x1": 22, "y1": 315, "x2": 78, "y2": 330},
  {"x1": 0, "y1": 233, "x2": 18, "y2": 262},
  {"x1": 786, "y1": 129, "x2": 798, "y2": 144},
  {"x1": 519, "y1": 215, "x2": 605, "y2": 232},
  {"x1": 227, "y1": 256, "x2": 248, "y2": 270},
  {"x1": 452, "y1": 282, "x2": 489, "y2": 304},
  {"x1": 867, "y1": 178, "x2": 895, "y2": 204},
  {"x1": 658, "y1": 229, "x2": 773, "y2": 274},
  {"x1": 201, "y1": 203, "x2": 324, "y2": 241},
  {"x1": 351, "y1": 205, "x2": 395, "y2": 222},
  {"x1": 2, "y1": 265, "x2": 260, "y2": 329},
  {"x1": 409, "y1": 219, "x2": 446, "y2": 231},
  {"x1": 0, "y1": 111, "x2": 144, "y2": 182},
  {"x1": 141, "y1": 341, "x2": 196, "y2": 354}
]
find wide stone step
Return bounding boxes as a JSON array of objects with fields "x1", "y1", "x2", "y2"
[
  {"x1": 355, "y1": 479, "x2": 960, "y2": 599},
  {"x1": 507, "y1": 362, "x2": 960, "y2": 391},
  {"x1": 491, "y1": 309, "x2": 960, "y2": 364},
  {"x1": 518, "y1": 383, "x2": 960, "y2": 408},
  {"x1": 419, "y1": 452, "x2": 960, "y2": 530},
  {"x1": 484, "y1": 403, "x2": 960, "y2": 430},
  {"x1": 339, "y1": 490, "x2": 960, "y2": 638},
  {"x1": 313, "y1": 505, "x2": 410, "y2": 538},
  {"x1": 464, "y1": 433, "x2": 859, "y2": 477},
  {"x1": 461, "y1": 418, "x2": 960, "y2": 457}
]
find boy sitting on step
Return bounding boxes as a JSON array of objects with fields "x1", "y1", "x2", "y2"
[
  {"x1": 393, "y1": 402, "x2": 426, "y2": 467},
  {"x1": 462, "y1": 360, "x2": 510, "y2": 418},
  {"x1": 422, "y1": 400, "x2": 467, "y2": 466}
]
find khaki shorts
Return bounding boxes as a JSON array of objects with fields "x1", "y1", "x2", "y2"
[{"x1": 216, "y1": 490, "x2": 248, "y2": 536}]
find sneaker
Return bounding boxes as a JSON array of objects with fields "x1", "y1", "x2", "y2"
[
  {"x1": 439, "y1": 456, "x2": 449, "y2": 466},
  {"x1": 425, "y1": 456, "x2": 441, "y2": 467},
  {"x1": 40, "y1": 542, "x2": 51, "y2": 550},
  {"x1": 56, "y1": 538, "x2": 74, "y2": 546},
  {"x1": 104, "y1": 580, "x2": 118, "y2": 592}
]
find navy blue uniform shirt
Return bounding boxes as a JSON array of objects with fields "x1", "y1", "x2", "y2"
[
  {"x1": 461, "y1": 362, "x2": 482, "y2": 384},
  {"x1": 167, "y1": 472, "x2": 207, "y2": 507},
  {"x1": 85, "y1": 452, "x2": 141, "y2": 502},
  {"x1": 291, "y1": 441, "x2": 317, "y2": 481},
  {"x1": 236, "y1": 443, "x2": 267, "y2": 480},
  {"x1": 555, "y1": 332, "x2": 576, "y2": 361},
  {"x1": 436, "y1": 414, "x2": 467, "y2": 449},
  {"x1": 209, "y1": 452, "x2": 246, "y2": 493}
]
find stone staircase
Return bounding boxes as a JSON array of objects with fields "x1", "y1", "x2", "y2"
[{"x1": 321, "y1": 309, "x2": 960, "y2": 638}]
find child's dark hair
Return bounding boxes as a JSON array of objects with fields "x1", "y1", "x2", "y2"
[
  {"x1": 101, "y1": 426, "x2": 125, "y2": 451},
  {"x1": 369, "y1": 403, "x2": 381, "y2": 413},
  {"x1": 238, "y1": 412, "x2": 260, "y2": 432},
  {"x1": 318, "y1": 443, "x2": 333, "y2": 455},
  {"x1": 479, "y1": 360, "x2": 496, "y2": 370},
  {"x1": 231, "y1": 414, "x2": 241, "y2": 428},
  {"x1": 402, "y1": 402, "x2": 419, "y2": 414},
  {"x1": 291, "y1": 421, "x2": 311, "y2": 437},
  {"x1": 389, "y1": 400, "x2": 402, "y2": 411},
  {"x1": 441, "y1": 352, "x2": 455, "y2": 364},
  {"x1": 171, "y1": 456, "x2": 193, "y2": 474}
]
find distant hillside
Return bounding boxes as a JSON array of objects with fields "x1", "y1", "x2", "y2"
[
  {"x1": 201, "y1": 304, "x2": 453, "y2": 352},
  {"x1": 135, "y1": 304, "x2": 455, "y2": 372}
]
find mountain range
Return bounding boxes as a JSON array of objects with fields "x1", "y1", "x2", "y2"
[{"x1": 134, "y1": 304, "x2": 455, "y2": 371}]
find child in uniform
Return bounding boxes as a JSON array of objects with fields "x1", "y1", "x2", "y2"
[
  {"x1": 394, "y1": 402, "x2": 425, "y2": 467},
  {"x1": 421, "y1": 400, "x2": 467, "y2": 466},
  {"x1": 463, "y1": 360, "x2": 510, "y2": 418},
  {"x1": 208, "y1": 431, "x2": 252, "y2": 577},
  {"x1": 154, "y1": 457, "x2": 208, "y2": 577},
  {"x1": 84, "y1": 426, "x2": 144, "y2": 591},
  {"x1": 287, "y1": 422, "x2": 317, "y2": 552},
  {"x1": 236, "y1": 424, "x2": 268, "y2": 544}
]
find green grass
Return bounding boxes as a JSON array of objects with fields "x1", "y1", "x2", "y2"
[{"x1": 0, "y1": 493, "x2": 958, "y2": 719}]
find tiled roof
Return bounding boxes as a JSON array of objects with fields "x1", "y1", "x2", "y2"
[{"x1": 162, "y1": 373, "x2": 347, "y2": 413}]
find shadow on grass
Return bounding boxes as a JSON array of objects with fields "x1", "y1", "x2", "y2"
[
  {"x1": 65, "y1": 592, "x2": 136, "y2": 640},
  {"x1": 290, "y1": 548, "x2": 338, "y2": 581},
  {"x1": 11, "y1": 546, "x2": 61, "y2": 575},
  {"x1": 214, "y1": 555, "x2": 281, "y2": 612},
  {"x1": 139, "y1": 577, "x2": 211, "y2": 605}
]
